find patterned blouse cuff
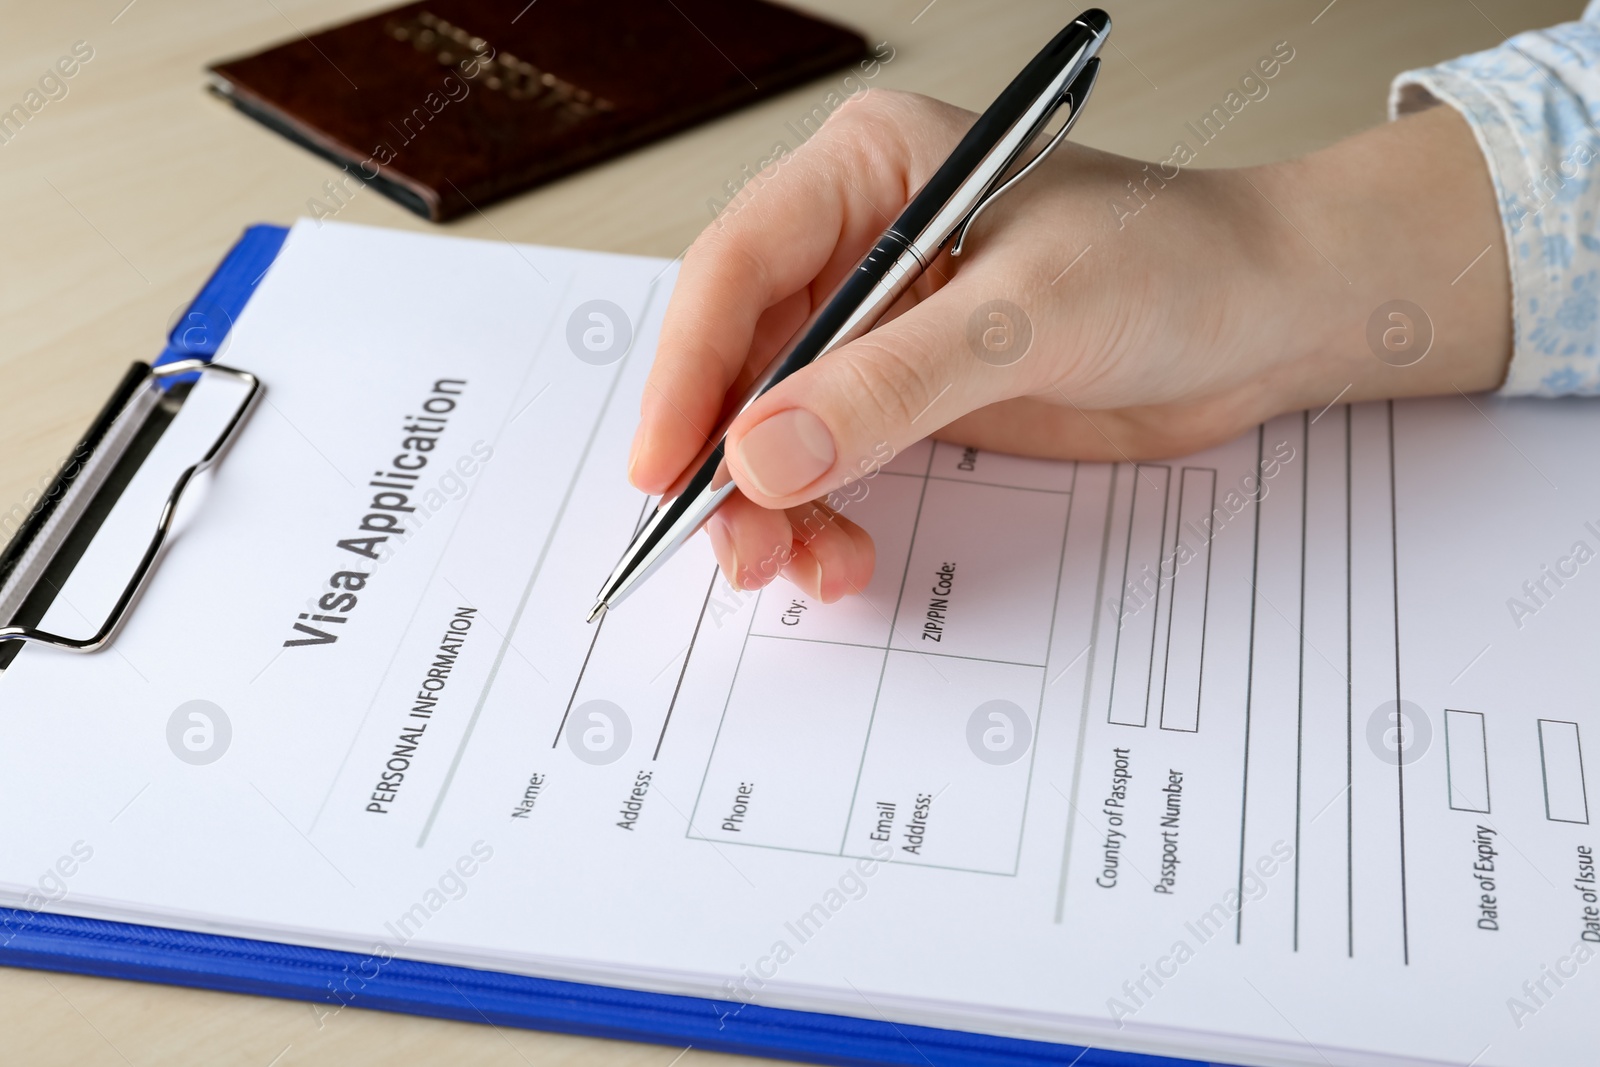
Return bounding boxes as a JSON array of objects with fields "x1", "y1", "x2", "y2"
[{"x1": 1390, "y1": 54, "x2": 1599, "y2": 396}]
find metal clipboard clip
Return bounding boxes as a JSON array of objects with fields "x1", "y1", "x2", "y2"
[{"x1": 0, "y1": 359, "x2": 262, "y2": 654}]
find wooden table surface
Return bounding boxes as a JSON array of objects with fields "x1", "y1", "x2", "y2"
[{"x1": 0, "y1": 0, "x2": 1582, "y2": 1063}]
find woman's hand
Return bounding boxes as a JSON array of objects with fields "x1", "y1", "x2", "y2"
[{"x1": 629, "y1": 89, "x2": 1510, "y2": 600}]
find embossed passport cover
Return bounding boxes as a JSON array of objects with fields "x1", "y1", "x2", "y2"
[{"x1": 208, "y1": 0, "x2": 867, "y2": 221}]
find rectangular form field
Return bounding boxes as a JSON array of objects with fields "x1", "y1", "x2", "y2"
[
  {"x1": 1538, "y1": 719, "x2": 1590, "y2": 824},
  {"x1": 887, "y1": 479, "x2": 1069, "y2": 665},
  {"x1": 689, "y1": 637, "x2": 884, "y2": 852},
  {"x1": 842, "y1": 652, "x2": 1043, "y2": 873},
  {"x1": 1444, "y1": 709, "x2": 1491, "y2": 813},
  {"x1": 1159, "y1": 467, "x2": 1217, "y2": 732},
  {"x1": 927, "y1": 441, "x2": 1077, "y2": 493},
  {"x1": 1107, "y1": 465, "x2": 1171, "y2": 727}
]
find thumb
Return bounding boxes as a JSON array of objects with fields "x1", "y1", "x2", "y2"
[{"x1": 724, "y1": 291, "x2": 1035, "y2": 510}]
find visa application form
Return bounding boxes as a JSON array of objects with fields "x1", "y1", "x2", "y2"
[{"x1": 0, "y1": 220, "x2": 1595, "y2": 1067}]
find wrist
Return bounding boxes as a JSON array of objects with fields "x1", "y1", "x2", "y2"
[{"x1": 1240, "y1": 104, "x2": 1512, "y2": 413}]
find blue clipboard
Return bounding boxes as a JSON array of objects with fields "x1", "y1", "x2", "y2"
[{"x1": 0, "y1": 225, "x2": 1212, "y2": 1067}]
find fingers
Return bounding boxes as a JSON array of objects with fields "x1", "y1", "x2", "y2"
[
  {"x1": 782, "y1": 506, "x2": 875, "y2": 603},
  {"x1": 631, "y1": 90, "x2": 975, "y2": 495},
  {"x1": 723, "y1": 285, "x2": 1026, "y2": 510},
  {"x1": 704, "y1": 493, "x2": 791, "y2": 591},
  {"x1": 703, "y1": 494, "x2": 875, "y2": 602}
]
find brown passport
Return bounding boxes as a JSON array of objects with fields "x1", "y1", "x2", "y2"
[{"x1": 208, "y1": 0, "x2": 867, "y2": 222}]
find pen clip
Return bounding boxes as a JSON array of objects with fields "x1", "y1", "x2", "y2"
[{"x1": 951, "y1": 57, "x2": 1101, "y2": 258}]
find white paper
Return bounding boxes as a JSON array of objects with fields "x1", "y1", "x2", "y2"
[{"x1": 0, "y1": 220, "x2": 1594, "y2": 1067}]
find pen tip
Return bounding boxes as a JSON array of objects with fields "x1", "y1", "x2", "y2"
[{"x1": 586, "y1": 601, "x2": 607, "y2": 624}]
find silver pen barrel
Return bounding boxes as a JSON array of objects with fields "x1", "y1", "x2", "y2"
[{"x1": 589, "y1": 229, "x2": 929, "y2": 620}]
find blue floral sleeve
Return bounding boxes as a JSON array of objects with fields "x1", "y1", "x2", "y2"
[{"x1": 1390, "y1": 2, "x2": 1600, "y2": 395}]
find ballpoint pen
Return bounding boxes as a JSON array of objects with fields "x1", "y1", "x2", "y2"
[{"x1": 589, "y1": 9, "x2": 1110, "y2": 622}]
